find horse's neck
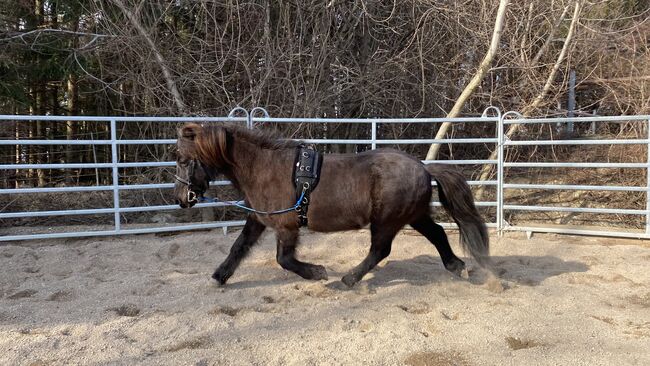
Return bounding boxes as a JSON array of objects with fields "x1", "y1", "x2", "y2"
[{"x1": 229, "y1": 138, "x2": 292, "y2": 194}]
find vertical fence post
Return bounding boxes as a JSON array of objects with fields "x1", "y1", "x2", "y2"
[
  {"x1": 646, "y1": 118, "x2": 650, "y2": 235},
  {"x1": 110, "y1": 119, "x2": 120, "y2": 232},
  {"x1": 371, "y1": 121, "x2": 377, "y2": 150},
  {"x1": 496, "y1": 112, "x2": 505, "y2": 236},
  {"x1": 567, "y1": 69, "x2": 575, "y2": 133}
]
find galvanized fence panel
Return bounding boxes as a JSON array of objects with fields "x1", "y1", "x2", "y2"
[
  {"x1": 499, "y1": 112, "x2": 650, "y2": 239},
  {"x1": 1, "y1": 107, "x2": 649, "y2": 241}
]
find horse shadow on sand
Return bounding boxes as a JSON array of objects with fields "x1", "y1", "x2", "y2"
[
  {"x1": 220, "y1": 254, "x2": 588, "y2": 290},
  {"x1": 340, "y1": 254, "x2": 589, "y2": 289}
]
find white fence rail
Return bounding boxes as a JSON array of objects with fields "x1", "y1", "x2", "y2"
[{"x1": 1, "y1": 107, "x2": 649, "y2": 241}]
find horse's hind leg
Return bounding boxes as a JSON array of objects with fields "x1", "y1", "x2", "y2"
[
  {"x1": 341, "y1": 223, "x2": 399, "y2": 287},
  {"x1": 410, "y1": 214, "x2": 465, "y2": 276},
  {"x1": 212, "y1": 216, "x2": 266, "y2": 285},
  {"x1": 276, "y1": 229, "x2": 328, "y2": 281}
]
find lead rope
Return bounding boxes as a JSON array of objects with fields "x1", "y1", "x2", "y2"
[{"x1": 197, "y1": 187, "x2": 307, "y2": 216}]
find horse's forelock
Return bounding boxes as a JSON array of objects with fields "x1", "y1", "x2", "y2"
[{"x1": 195, "y1": 125, "x2": 233, "y2": 169}]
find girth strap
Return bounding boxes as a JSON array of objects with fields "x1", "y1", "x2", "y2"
[{"x1": 293, "y1": 145, "x2": 322, "y2": 226}]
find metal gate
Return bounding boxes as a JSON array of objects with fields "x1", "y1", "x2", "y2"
[{"x1": 1, "y1": 107, "x2": 649, "y2": 241}]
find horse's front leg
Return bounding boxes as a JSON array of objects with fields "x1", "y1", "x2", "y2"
[
  {"x1": 212, "y1": 216, "x2": 266, "y2": 285},
  {"x1": 276, "y1": 229, "x2": 328, "y2": 280}
]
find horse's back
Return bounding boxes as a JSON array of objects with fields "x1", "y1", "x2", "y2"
[{"x1": 307, "y1": 149, "x2": 430, "y2": 231}]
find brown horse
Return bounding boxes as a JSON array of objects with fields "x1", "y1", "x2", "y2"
[{"x1": 174, "y1": 123, "x2": 489, "y2": 287}]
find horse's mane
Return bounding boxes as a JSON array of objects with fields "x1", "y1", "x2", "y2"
[
  {"x1": 221, "y1": 124, "x2": 302, "y2": 150},
  {"x1": 181, "y1": 122, "x2": 301, "y2": 169}
]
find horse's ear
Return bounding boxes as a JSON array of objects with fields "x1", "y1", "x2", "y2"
[{"x1": 179, "y1": 123, "x2": 202, "y2": 140}]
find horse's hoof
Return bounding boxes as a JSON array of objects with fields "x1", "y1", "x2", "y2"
[
  {"x1": 445, "y1": 258, "x2": 466, "y2": 277},
  {"x1": 211, "y1": 271, "x2": 229, "y2": 285},
  {"x1": 341, "y1": 274, "x2": 358, "y2": 288},
  {"x1": 311, "y1": 266, "x2": 329, "y2": 281}
]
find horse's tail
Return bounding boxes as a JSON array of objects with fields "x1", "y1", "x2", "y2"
[{"x1": 424, "y1": 164, "x2": 490, "y2": 267}]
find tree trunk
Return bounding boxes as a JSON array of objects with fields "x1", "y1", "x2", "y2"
[
  {"x1": 36, "y1": 91, "x2": 47, "y2": 187},
  {"x1": 425, "y1": 0, "x2": 509, "y2": 160},
  {"x1": 112, "y1": 0, "x2": 187, "y2": 114},
  {"x1": 524, "y1": 1, "x2": 582, "y2": 115},
  {"x1": 28, "y1": 112, "x2": 35, "y2": 186},
  {"x1": 531, "y1": 5, "x2": 571, "y2": 66},
  {"x1": 15, "y1": 119, "x2": 20, "y2": 188},
  {"x1": 65, "y1": 74, "x2": 78, "y2": 184},
  {"x1": 474, "y1": 1, "x2": 583, "y2": 200}
]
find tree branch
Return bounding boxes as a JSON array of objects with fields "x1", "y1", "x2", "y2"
[{"x1": 111, "y1": 0, "x2": 187, "y2": 114}]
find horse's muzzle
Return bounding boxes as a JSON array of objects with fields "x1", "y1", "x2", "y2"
[{"x1": 177, "y1": 189, "x2": 201, "y2": 209}]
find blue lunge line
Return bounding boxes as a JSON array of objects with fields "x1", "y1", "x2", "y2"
[{"x1": 198, "y1": 189, "x2": 306, "y2": 215}]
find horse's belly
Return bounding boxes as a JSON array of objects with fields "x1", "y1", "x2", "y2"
[
  {"x1": 306, "y1": 204, "x2": 370, "y2": 232},
  {"x1": 308, "y1": 219, "x2": 368, "y2": 232}
]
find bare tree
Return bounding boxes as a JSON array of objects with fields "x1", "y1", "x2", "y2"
[
  {"x1": 425, "y1": 0, "x2": 509, "y2": 160},
  {"x1": 475, "y1": 0, "x2": 583, "y2": 199}
]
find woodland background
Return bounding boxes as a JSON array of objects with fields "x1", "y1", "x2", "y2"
[{"x1": 0, "y1": 0, "x2": 648, "y2": 229}]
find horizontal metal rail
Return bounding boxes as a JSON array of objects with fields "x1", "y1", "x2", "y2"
[
  {"x1": 118, "y1": 202, "x2": 241, "y2": 213},
  {"x1": 504, "y1": 205, "x2": 646, "y2": 215},
  {"x1": 0, "y1": 220, "x2": 247, "y2": 242},
  {"x1": 504, "y1": 162, "x2": 647, "y2": 168},
  {"x1": 0, "y1": 162, "x2": 177, "y2": 169},
  {"x1": 505, "y1": 115, "x2": 650, "y2": 124},
  {"x1": 503, "y1": 226, "x2": 649, "y2": 240},
  {"x1": 296, "y1": 138, "x2": 498, "y2": 145},
  {"x1": 431, "y1": 201, "x2": 497, "y2": 207},
  {"x1": 432, "y1": 180, "x2": 497, "y2": 186},
  {"x1": 0, "y1": 181, "x2": 232, "y2": 194},
  {"x1": 0, "y1": 115, "x2": 248, "y2": 122},
  {"x1": 504, "y1": 184, "x2": 647, "y2": 192},
  {"x1": 423, "y1": 159, "x2": 498, "y2": 165},
  {"x1": 253, "y1": 117, "x2": 498, "y2": 124},
  {"x1": 0, "y1": 208, "x2": 116, "y2": 219},
  {"x1": 505, "y1": 139, "x2": 647, "y2": 146},
  {"x1": 0, "y1": 200, "x2": 248, "y2": 219},
  {"x1": 0, "y1": 140, "x2": 113, "y2": 145}
]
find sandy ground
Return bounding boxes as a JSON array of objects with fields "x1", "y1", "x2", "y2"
[{"x1": 1, "y1": 228, "x2": 649, "y2": 366}]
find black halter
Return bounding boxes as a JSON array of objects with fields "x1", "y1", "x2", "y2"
[
  {"x1": 175, "y1": 145, "x2": 322, "y2": 226},
  {"x1": 174, "y1": 159, "x2": 210, "y2": 204}
]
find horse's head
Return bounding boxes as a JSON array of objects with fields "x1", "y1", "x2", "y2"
[{"x1": 174, "y1": 123, "x2": 212, "y2": 208}]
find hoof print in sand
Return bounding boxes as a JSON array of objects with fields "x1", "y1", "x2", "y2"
[
  {"x1": 208, "y1": 305, "x2": 240, "y2": 317},
  {"x1": 440, "y1": 310, "x2": 460, "y2": 321},
  {"x1": 167, "y1": 243, "x2": 180, "y2": 259},
  {"x1": 164, "y1": 335, "x2": 212, "y2": 352},
  {"x1": 108, "y1": 304, "x2": 141, "y2": 317},
  {"x1": 397, "y1": 303, "x2": 431, "y2": 315},
  {"x1": 625, "y1": 292, "x2": 650, "y2": 308},
  {"x1": 341, "y1": 319, "x2": 373, "y2": 333},
  {"x1": 295, "y1": 283, "x2": 336, "y2": 299},
  {"x1": 46, "y1": 290, "x2": 74, "y2": 302},
  {"x1": 27, "y1": 360, "x2": 51, "y2": 366},
  {"x1": 505, "y1": 336, "x2": 543, "y2": 350},
  {"x1": 262, "y1": 295, "x2": 277, "y2": 303},
  {"x1": 7, "y1": 289, "x2": 38, "y2": 300},
  {"x1": 404, "y1": 351, "x2": 468, "y2": 366}
]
